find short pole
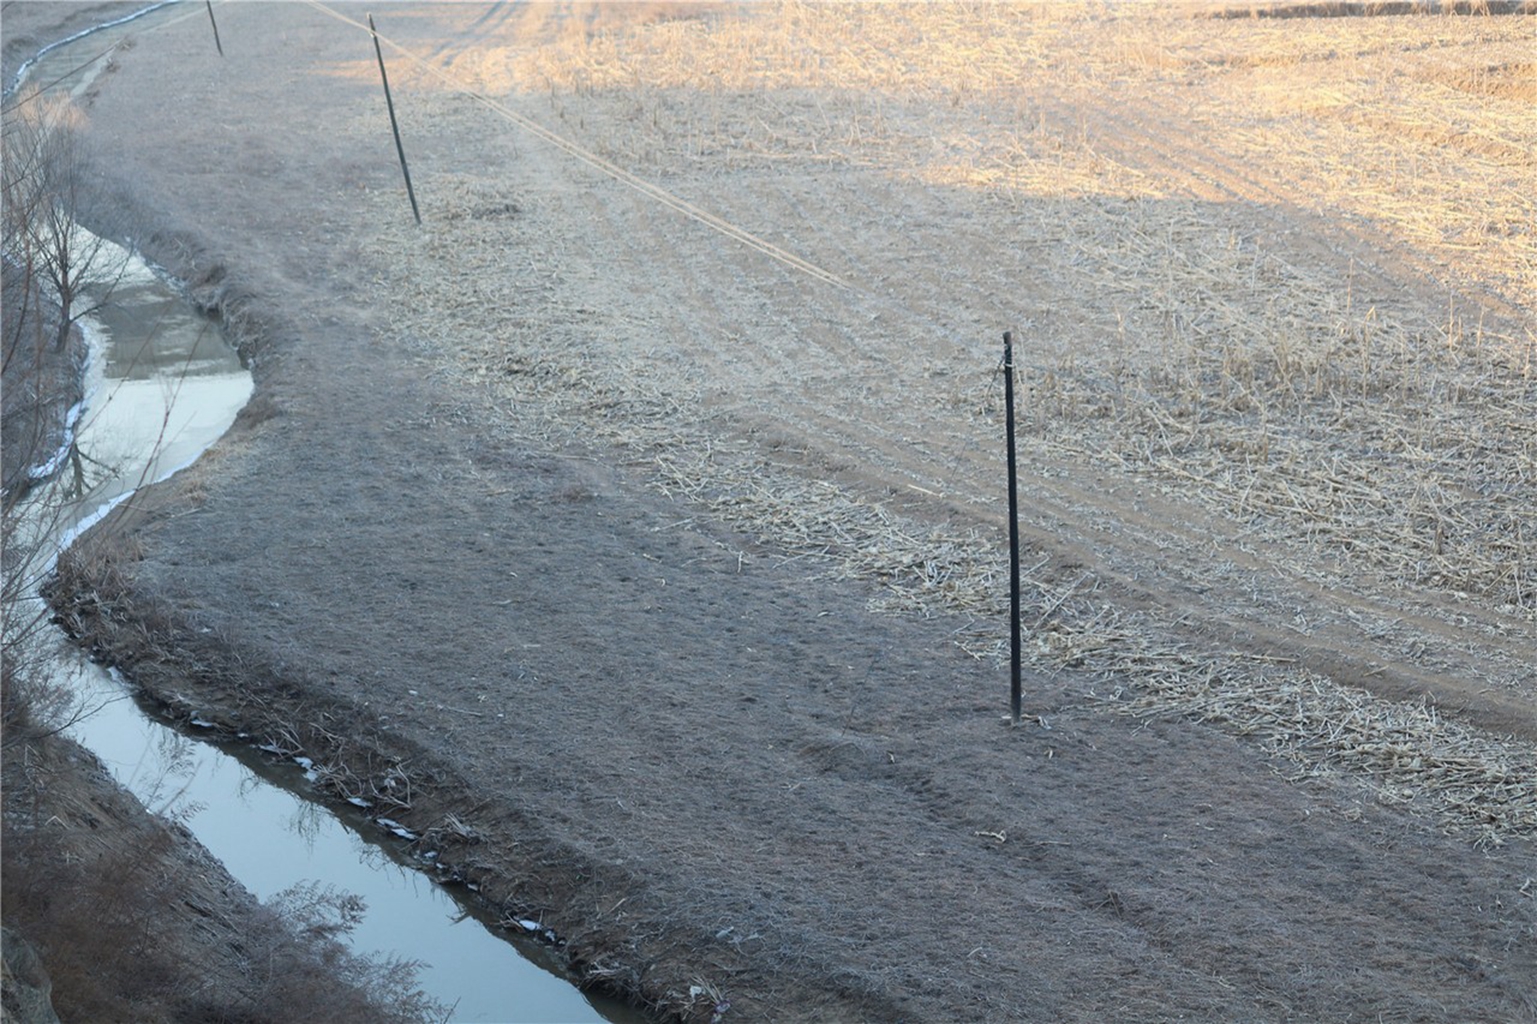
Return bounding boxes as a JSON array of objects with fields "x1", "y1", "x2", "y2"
[
  {"x1": 369, "y1": 13, "x2": 421, "y2": 225},
  {"x1": 205, "y1": 1, "x2": 223, "y2": 56},
  {"x1": 1004, "y1": 330, "x2": 1022, "y2": 726}
]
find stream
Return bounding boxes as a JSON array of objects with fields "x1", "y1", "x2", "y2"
[{"x1": 12, "y1": 13, "x2": 643, "y2": 1024}]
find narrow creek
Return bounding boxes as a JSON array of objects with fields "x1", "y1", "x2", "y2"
[{"x1": 14, "y1": 15, "x2": 645, "y2": 1024}]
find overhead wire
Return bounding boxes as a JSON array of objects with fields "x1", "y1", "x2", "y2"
[{"x1": 299, "y1": 0, "x2": 853, "y2": 291}]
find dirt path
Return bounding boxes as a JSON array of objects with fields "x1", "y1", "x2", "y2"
[{"x1": 34, "y1": 3, "x2": 1537, "y2": 1021}]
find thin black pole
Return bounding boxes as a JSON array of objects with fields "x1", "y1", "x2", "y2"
[
  {"x1": 1003, "y1": 331, "x2": 1022, "y2": 726},
  {"x1": 369, "y1": 13, "x2": 421, "y2": 226},
  {"x1": 205, "y1": 1, "x2": 223, "y2": 57}
]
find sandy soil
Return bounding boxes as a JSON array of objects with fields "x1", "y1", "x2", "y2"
[{"x1": 20, "y1": 2, "x2": 1537, "y2": 1021}]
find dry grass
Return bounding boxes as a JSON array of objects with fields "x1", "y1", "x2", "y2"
[
  {"x1": 361, "y1": 3, "x2": 1535, "y2": 844},
  {"x1": 445, "y1": 1, "x2": 1534, "y2": 310}
]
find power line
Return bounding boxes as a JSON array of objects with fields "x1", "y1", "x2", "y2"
[{"x1": 301, "y1": 1, "x2": 852, "y2": 291}]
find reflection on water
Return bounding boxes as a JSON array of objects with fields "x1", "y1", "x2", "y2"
[
  {"x1": 96, "y1": 285, "x2": 233, "y2": 381},
  {"x1": 59, "y1": 651, "x2": 629, "y2": 1024}
]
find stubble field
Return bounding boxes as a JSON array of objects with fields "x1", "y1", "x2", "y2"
[{"x1": 366, "y1": 1, "x2": 1537, "y2": 838}]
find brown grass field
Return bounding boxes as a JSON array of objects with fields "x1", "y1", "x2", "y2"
[{"x1": 10, "y1": 2, "x2": 1536, "y2": 1021}]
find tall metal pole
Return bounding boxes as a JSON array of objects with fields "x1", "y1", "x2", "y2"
[
  {"x1": 205, "y1": 1, "x2": 224, "y2": 57},
  {"x1": 369, "y1": 13, "x2": 421, "y2": 226},
  {"x1": 1004, "y1": 331, "x2": 1022, "y2": 726}
]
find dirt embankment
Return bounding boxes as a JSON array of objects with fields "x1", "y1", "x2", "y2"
[
  {"x1": 24, "y1": 3, "x2": 1537, "y2": 1022},
  {"x1": 0, "y1": 274, "x2": 425, "y2": 1024},
  {"x1": 1, "y1": 7, "x2": 440, "y2": 1022}
]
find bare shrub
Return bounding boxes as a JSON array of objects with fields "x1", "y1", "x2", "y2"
[{"x1": 1, "y1": 87, "x2": 126, "y2": 352}]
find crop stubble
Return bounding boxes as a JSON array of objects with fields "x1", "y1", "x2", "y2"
[{"x1": 358, "y1": 2, "x2": 1535, "y2": 845}]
